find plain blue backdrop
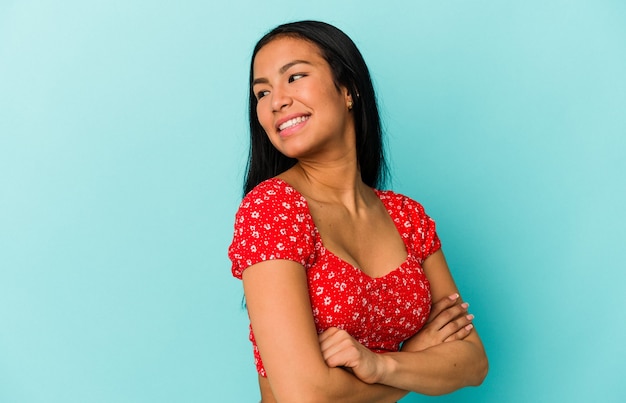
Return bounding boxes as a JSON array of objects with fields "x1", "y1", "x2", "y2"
[{"x1": 1, "y1": 1, "x2": 625, "y2": 402}]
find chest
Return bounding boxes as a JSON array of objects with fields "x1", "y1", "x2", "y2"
[
  {"x1": 306, "y1": 250, "x2": 431, "y2": 351},
  {"x1": 307, "y1": 200, "x2": 408, "y2": 278}
]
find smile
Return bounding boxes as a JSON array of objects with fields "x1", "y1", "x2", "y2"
[{"x1": 278, "y1": 115, "x2": 310, "y2": 131}]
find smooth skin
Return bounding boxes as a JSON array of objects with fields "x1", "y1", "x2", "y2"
[{"x1": 244, "y1": 36, "x2": 488, "y2": 402}]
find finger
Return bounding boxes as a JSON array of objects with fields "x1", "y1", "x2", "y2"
[
  {"x1": 427, "y1": 293, "x2": 461, "y2": 323},
  {"x1": 318, "y1": 327, "x2": 342, "y2": 343},
  {"x1": 440, "y1": 314, "x2": 475, "y2": 341},
  {"x1": 321, "y1": 335, "x2": 361, "y2": 368},
  {"x1": 444, "y1": 323, "x2": 475, "y2": 343},
  {"x1": 429, "y1": 302, "x2": 470, "y2": 330},
  {"x1": 322, "y1": 344, "x2": 345, "y2": 367},
  {"x1": 323, "y1": 342, "x2": 357, "y2": 367},
  {"x1": 319, "y1": 328, "x2": 353, "y2": 357},
  {"x1": 324, "y1": 338, "x2": 380, "y2": 384}
]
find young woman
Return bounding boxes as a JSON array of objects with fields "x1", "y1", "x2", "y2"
[{"x1": 229, "y1": 21, "x2": 488, "y2": 402}]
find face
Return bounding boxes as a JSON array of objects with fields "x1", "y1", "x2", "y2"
[{"x1": 252, "y1": 36, "x2": 354, "y2": 161}]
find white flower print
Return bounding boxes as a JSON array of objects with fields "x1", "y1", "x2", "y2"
[
  {"x1": 230, "y1": 181, "x2": 438, "y2": 377},
  {"x1": 333, "y1": 282, "x2": 347, "y2": 292}
]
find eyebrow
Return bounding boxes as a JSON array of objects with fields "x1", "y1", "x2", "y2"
[{"x1": 252, "y1": 59, "x2": 313, "y2": 86}]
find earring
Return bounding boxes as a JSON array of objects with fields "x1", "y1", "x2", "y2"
[{"x1": 347, "y1": 100, "x2": 353, "y2": 110}]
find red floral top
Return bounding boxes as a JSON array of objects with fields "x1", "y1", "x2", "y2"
[{"x1": 229, "y1": 178, "x2": 441, "y2": 377}]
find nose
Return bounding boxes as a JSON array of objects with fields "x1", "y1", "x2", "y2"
[{"x1": 271, "y1": 84, "x2": 292, "y2": 111}]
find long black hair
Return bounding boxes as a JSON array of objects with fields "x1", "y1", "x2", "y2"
[{"x1": 243, "y1": 20, "x2": 388, "y2": 195}]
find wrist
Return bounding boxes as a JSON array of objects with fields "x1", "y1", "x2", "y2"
[{"x1": 375, "y1": 353, "x2": 398, "y2": 385}]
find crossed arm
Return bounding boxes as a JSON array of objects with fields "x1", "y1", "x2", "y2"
[{"x1": 242, "y1": 250, "x2": 488, "y2": 402}]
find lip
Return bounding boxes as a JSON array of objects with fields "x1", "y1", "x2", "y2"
[{"x1": 275, "y1": 113, "x2": 310, "y2": 137}]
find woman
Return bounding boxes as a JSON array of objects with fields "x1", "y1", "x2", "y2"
[{"x1": 229, "y1": 21, "x2": 488, "y2": 402}]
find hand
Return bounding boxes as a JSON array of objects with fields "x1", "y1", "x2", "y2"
[
  {"x1": 318, "y1": 327, "x2": 383, "y2": 384},
  {"x1": 401, "y1": 293, "x2": 474, "y2": 353}
]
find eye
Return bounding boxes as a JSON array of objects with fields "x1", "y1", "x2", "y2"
[
  {"x1": 288, "y1": 73, "x2": 306, "y2": 83},
  {"x1": 256, "y1": 89, "x2": 270, "y2": 100}
]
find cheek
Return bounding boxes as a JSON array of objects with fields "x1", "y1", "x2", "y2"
[{"x1": 256, "y1": 103, "x2": 272, "y2": 132}]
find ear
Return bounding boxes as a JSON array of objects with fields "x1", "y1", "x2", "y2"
[{"x1": 343, "y1": 88, "x2": 354, "y2": 111}]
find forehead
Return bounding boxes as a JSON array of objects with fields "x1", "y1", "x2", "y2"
[{"x1": 253, "y1": 36, "x2": 325, "y2": 76}]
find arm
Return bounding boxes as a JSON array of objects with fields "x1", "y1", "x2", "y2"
[
  {"x1": 320, "y1": 250, "x2": 488, "y2": 395},
  {"x1": 375, "y1": 250, "x2": 488, "y2": 394},
  {"x1": 400, "y1": 292, "x2": 475, "y2": 352},
  {"x1": 242, "y1": 259, "x2": 409, "y2": 403}
]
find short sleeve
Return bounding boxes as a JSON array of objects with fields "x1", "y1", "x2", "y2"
[
  {"x1": 228, "y1": 180, "x2": 316, "y2": 279},
  {"x1": 405, "y1": 197, "x2": 441, "y2": 262}
]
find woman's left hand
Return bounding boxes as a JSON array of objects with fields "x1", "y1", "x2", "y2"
[
  {"x1": 401, "y1": 294, "x2": 474, "y2": 353},
  {"x1": 318, "y1": 327, "x2": 383, "y2": 384}
]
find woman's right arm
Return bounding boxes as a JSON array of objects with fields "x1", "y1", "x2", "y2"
[{"x1": 242, "y1": 259, "x2": 409, "y2": 403}]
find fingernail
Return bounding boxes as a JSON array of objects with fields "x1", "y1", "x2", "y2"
[
  {"x1": 466, "y1": 314, "x2": 475, "y2": 320},
  {"x1": 461, "y1": 302, "x2": 469, "y2": 309},
  {"x1": 465, "y1": 324, "x2": 474, "y2": 331},
  {"x1": 449, "y1": 293, "x2": 460, "y2": 300}
]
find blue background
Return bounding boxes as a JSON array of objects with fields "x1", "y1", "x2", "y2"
[{"x1": 1, "y1": 1, "x2": 625, "y2": 402}]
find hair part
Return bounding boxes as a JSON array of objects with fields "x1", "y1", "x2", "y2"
[{"x1": 243, "y1": 20, "x2": 389, "y2": 195}]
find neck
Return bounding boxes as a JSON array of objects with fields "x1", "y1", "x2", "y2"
[{"x1": 281, "y1": 158, "x2": 372, "y2": 212}]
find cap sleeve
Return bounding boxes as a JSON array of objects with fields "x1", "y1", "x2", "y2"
[
  {"x1": 228, "y1": 180, "x2": 316, "y2": 279},
  {"x1": 405, "y1": 197, "x2": 441, "y2": 262}
]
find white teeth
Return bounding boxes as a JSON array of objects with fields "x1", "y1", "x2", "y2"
[{"x1": 278, "y1": 116, "x2": 309, "y2": 131}]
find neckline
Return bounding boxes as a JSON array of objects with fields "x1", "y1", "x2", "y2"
[{"x1": 269, "y1": 177, "x2": 411, "y2": 280}]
